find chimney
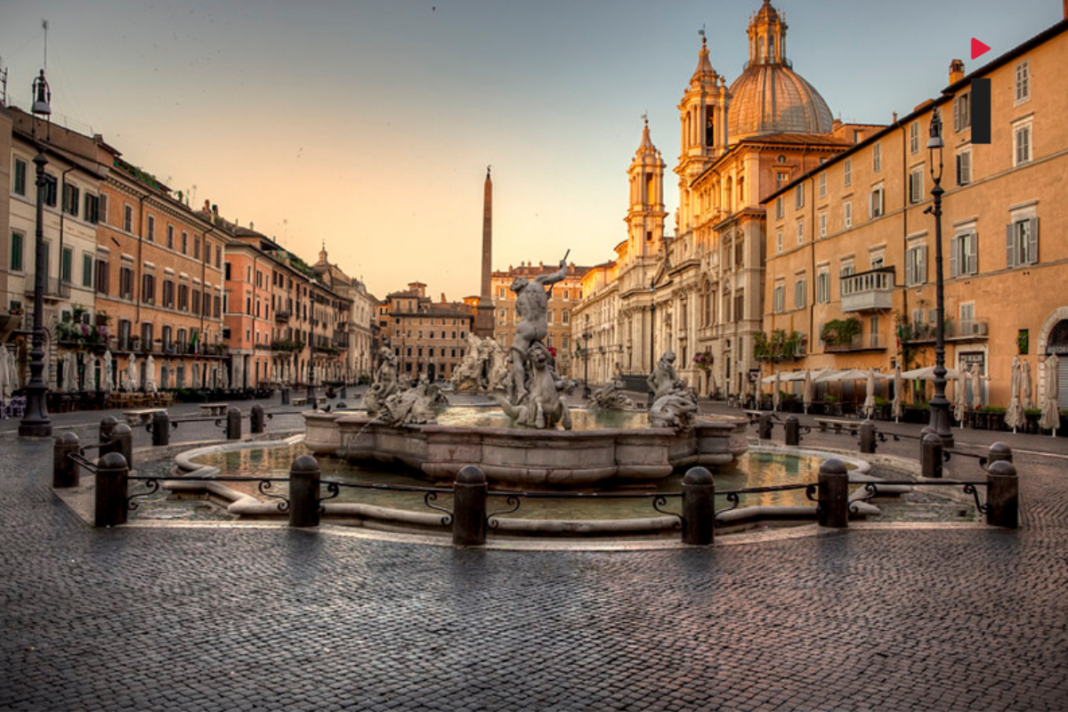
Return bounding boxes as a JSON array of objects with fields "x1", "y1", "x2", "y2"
[
  {"x1": 892, "y1": 111, "x2": 898, "y2": 123},
  {"x1": 440, "y1": 293, "x2": 446, "y2": 303},
  {"x1": 203, "y1": 199, "x2": 211, "y2": 213},
  {"x1": 949, "y1": 59, "x2": 965, "y2": 84},
  {"x1": 211, "y1": 204, "x2": 218, "y2": 215}
]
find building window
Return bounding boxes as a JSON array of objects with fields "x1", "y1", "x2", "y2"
[
  {"x1": 119, "y1": 265, "x2": 134, "y2": 300},
  {"x1": 951, "y1": 231, "x2": 979, "y2": 277},
  {"x1": 794, "y1": 184, "x2": 804, "y2": 209},
  {"x1": 192, "y1": 289, "x2": 201, "y2": 316},
  {"x1": 775, "y1": 196, "x2": 784, "y2": 220},
  {"x1": 796, "y1": 221, "x2": 804, "y2": 245},
  {"x1": 1015, "y1": 61, "x2": 1030, "y2": 104},
  {"x1": 872, "y1": 143, "x2": 882, "y2": 173},
  {"x1": 194, "y1": 235, "x2": 201, "y2": 260},
  {"x1": 147, "y1": 215, "x2": 155, "y2": 242},
  {"x1": 844, "y1": 201, "x2": 853, "y2": 229},
  {"x1": 61, "y1": 247, "x2": 73, "y2": 283},
  {"x1": 776, "y1": 172, "x2": 788, "y2": 188},
  {"x1": 84, "y1": 194, "x2": 100, "y2": 224},
  {"x1": 869, "y1": 188, "x2": 884, "y2": 219},
  {"x1": 773, "y1": 284, "x2": 785, "y2": 314},
  {"x1": 181, "y1": 231, "x2": 188, "y2": 254},
  {"x1": 10, "y1": 231, "x2": 24, "y2": 272},
  {"x1": 956, "y1": 149, "x2": 972, "y2": 186},
  {"x1": 162, "y1": 326, "x2": 172, "y2": 352},
  {"x1": 794, "y1": 279, "x2": 806, "y2": 309},
  {"x1": 818, "y1": 173, "x2": 826, "y2": 199},
  {"x1": 95, "y1": 258, "x2": 110, "y2": 295},
  {"x1": 13, "y1": 158, "x2": 27, "y2": 196},
  {"x1": 954, "y1": 92, "x2": 971, "y2": 132},
  {"x1": 905, "y1": 244, "x2": 927, "y2": 286},
  {"x1": 818, "y1": 212, "x2": 827, "y2": 239},
  {"x1": 178, "y1": 284, "x2": 189, "y2": 311},
  {"x1": 908, "y1": 168, "x2": 924, "y2": 204},
  {"x1": 167, "y1": 225, "x2": 174, "y2": 249},
  {"x1": 163, "y1": 280, "x2": 175, "y2": 308},
  {"x1": 41, "y1": 173, "x2": 57, "y2": 207},
  {"x1": 843, "y1": 158, "x2": 852, "y2": 187},
  {"x1": 142, "y1": 273, "x2": 156, "y2": 304},
  {"x1": 98, "y1": 194, "x2": 108, "y2": 225},
  {"x1": 82, "y1": 253, "x2": 93, "y2": 288},
  {"x1": 776, "y1": 231, "x2": 783, "y2": 254},
  {"x1": 141, "y1": 322, "x2": 154, "y2": 352},
  {"x1": 123, "y1": 204, "x2": 133, "y2": 233},
  {"x1": 816, "y1": 271, "x2": 830, "y2": 303},
  {"x1": 224, "y1": 262, "x2": 232, "y2": 280},
  {"x1": 909, "y1": 122, "x2": 920, "y2": 155},
  {"x1": 62, "y1": 183, "x2": 80, "y2": 217},
  {"x1": 1007, "y1": 216, "x2": 1039, "y2": 267},
  {"x1": 1014, "y1": 122, "x2": 1032, "y2": 166}
]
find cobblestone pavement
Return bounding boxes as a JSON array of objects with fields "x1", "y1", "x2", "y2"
[{"x1": 1, "y1": 397, "x2": 1067, "y2": 710}]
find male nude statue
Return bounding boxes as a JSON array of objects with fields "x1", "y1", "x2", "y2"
[{"x1": 510, "y1": 257, "x2": 569, "y2": 402}]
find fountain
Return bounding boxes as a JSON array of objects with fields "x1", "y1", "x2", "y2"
[{"x1": 303, "y1": 252, "x2": 749, "y2": 489}]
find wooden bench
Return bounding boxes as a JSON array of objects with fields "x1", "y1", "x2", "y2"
[
  {"x1": 124, "y1": 408, "x2": 167, "y2": 425},
  {"x1": 199, "y1": 403, "x2": 229, "y2": 417},
  {"x1": 814, "y1": 417, "x2": 861, "y2": 435}
]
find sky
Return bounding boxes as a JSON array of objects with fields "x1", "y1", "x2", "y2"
[{"x1": 2, "y1": 0, "x2": 1063, "y2": 301}]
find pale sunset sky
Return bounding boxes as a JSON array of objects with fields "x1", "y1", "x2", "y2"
[{"x1": 1, "y1": 0, "x2": 1062, "y2": 300}]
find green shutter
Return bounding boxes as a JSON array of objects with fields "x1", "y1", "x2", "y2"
[
  {"x1": 10, "y1": 232, "x2": 23, "y2": 272},
  {"x1": 1006, "y1": 223, "x2": 1016, "y2": 268},
  {"x1": 1028, "y1": 217, "x2": 1039, "y2": 264}
]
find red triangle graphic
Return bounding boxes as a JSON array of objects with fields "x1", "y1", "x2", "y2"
[{"x1": 971, "y1": 38, "x2": 991, "y2": 60}]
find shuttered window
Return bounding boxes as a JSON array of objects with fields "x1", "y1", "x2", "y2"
[
  {"x1": 905, "y1": 244, "x2": 927, "y2": 286},
  {"x1": 1007, "y1": 217, "x2": 1039, "y2": 267},
  {"x1": 956, "y1": 150, "x2": 972, "y2": 186},
  {"x1": 951, "y1": 233, "x2": 978, "y2": 277}
]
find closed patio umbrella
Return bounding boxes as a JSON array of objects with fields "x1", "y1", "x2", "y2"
[
  {"x1": 1005, "y1": 356, "x2": 1024, "y2": 433},
  {"x1": 900, "y1": 365, "x2": 962, "y2": 380},
  {"x1": 969, "y1": 365, "x2": 985, "y2": 409},
  {"x1": 145, "y1": 355, "x2": 157, "y2": 393},
  {"x1": 772, "y1": 371, "x2": 781, "y2": 412},
  {"x1": 0, "y1": 347, "x2": 10, "y2": 400},
  {"x1": 953, "y1": 369, "x2": 967, "y2": 426},
  {"x1": 891, "y1": 364, "x2": 903, "y2": 422},
  {"x1": 803, "y1": 370, "x2": 814, "y2": 414},
  {"x1": 1040, "y1": 355, "x2": 1060, "y2": 435},
  {"x1": 63, "y1": 352, "x2": 77, "y2": 393},
  {"x1": 103, "y1": 351, "x2": 113, "y2": 393},
  {"x1": 192, "y1": 363, "x2": 201, "y2": 390},
  {"x1": 126, "y1": 355, "x2": 138, "y2": 392},
  {"x1": 1021, "y1": 359, "x2": 1034, "y2": 410},
  {"x1": 861, "y1": 368, "x2": 877, "y2": 419}
]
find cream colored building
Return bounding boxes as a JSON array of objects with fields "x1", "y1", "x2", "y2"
[
  {"x1": 573, "y1": 2, "x2": 878, "y2": 394},
  {"x1": 763, "y1": 18, "x2": 1068, "y2": 410},
  {"x1": 313, "y1": 244, "x2": 376, "y2": 381}
]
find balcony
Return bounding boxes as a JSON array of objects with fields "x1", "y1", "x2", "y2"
[
  {"x1": 824, "y1": 333, "x2": 886, "y2": 353},
  {"x1": 25, "y1": 277, "x2": 71, "y2": 301},
  {"x1": 840, "y1": 268, "x2": 894, "y2": 313},
  {"x1": 902, "y1": 320, "x2": 989, "y2": 343},
  {"x1": 275, "y1": 310, "x2": 291, "y2": 323}
]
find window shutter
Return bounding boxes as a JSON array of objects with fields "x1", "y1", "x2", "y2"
[
  {"x1": 1006, "y1": 223, "x2": 1016, "y2": 268},
  {"x1": 905, "y1": 252, "x2": 914, "y2": 285},
  {"x1": 962, "y1": 152, "x2": 970, "y2": 183},
  {"x1": 1028, "y1": 217, "x2": 1039, "y2": 264},
  {"x1": 919, "y1": 246, "x2": 927, "y2": 284},
  {"x1": 953, "y1": 98, "x2": 961, "y2": 132},
  {"x1": 950, "y1": 238, "x2": 959, "y2": 277},
  {"x1": 967, "y1": 233, "x2": 978, "y2": 274}
]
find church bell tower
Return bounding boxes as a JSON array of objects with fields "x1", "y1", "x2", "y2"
[{"x1": 625, "y1": 118, "x2": 667, "y2": 258}]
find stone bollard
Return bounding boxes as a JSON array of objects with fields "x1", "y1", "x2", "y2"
[
  {"x1": 682, "y1": 467, "x2": 715, "y2": 545},
  {"x1": 986, "y1": 460, "x2": 1019, "y2": 529},
  {"x1": 340, "y1": 385, "x2": 348, "y2": 400},
  {"x1": 921, "y1": 432, "x2": 943, "y2": 479},
  {"x1": 452, "y1": 465, "x2": 487, "y2": 546},
  {"x1": 251, "y1": 404, "x2": 266, "y2": 434},
  {"x1": 53, "y1": 432, "x2": 81, "y2": 488},
  {"x1": 817, "y1": 458, "x2": 849, "y2": 528},
  {"x1": 95, "y1": 451, "x2": 129, "y2": 528},
  {"x1": 288, "y1": 455, "x2": 322, "y2": 528},
  {"x1": 151, "y1": 411, "x2": 172, "y2": 447},
  {"x1": 226, "y1": 407, "x2": 243, "y2": 440},
  {"x1": 988, "y1": 442, "x2": 1013, "y2": 465},
  {"x1": 111, "y1": 423, "x2": 133, "y2": 468},
  {"x1": 784, "y1": 414, "x2": 801, "y2": 446},
  {"x1": 758, "y1": 413, "x2": 774, "y2": 440},
  {"x1": 99, "y1": 415, "x2": 119, "y2": 457},
  {"x1": 859, "y1": 419, "x2": 877, "y2": 454},
  {"x1": 307, "y1": 385, "x2": 317, "y2": 407},
  {"x1": 281, "y1": 388, "x2": 291, "y2": 406}
]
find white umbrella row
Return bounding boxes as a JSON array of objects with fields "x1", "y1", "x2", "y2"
[{"x1": 0, "y1": 347, "x2": 18, "y2": 399}]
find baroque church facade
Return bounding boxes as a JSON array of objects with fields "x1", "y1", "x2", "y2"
[{"x1": 573, "y1": 1, "x2": 879, "y2": 396}]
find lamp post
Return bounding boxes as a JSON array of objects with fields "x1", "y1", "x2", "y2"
[
  {"x1": 582, "y1": 314, "x2": 591, "y2": 399},
  {"x1": 647, "y1": 279, "x2": 657, "y2": 408},
  {"x1": 306, "y1": 280, "x2": 316, "y2": 403},
  {"x1": 19, "y1": 70, "x2": 54, "y2": 438},
  {"x1": 925, "y1": 107, "x2": 954, "y2": 447}
]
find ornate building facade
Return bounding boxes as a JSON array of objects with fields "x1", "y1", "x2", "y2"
[
  {"x1": 378, "y1": 282, "x2": 474, "y2": 382},
  {"x1": 573, "y1": 1, "x2": 879, "y2": 395}
]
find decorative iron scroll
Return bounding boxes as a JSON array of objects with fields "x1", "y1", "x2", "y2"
[
  {"x1": 424, "y1": 492, "x2": 453, "y2": 527},
  {"x1": 318, "y1": 481, "x2": 340, "y2": 513},
  {"x1": 714, "y1": 492, "x2": 741, "y2": 525},
  {"x1": 652, "y1": 495, "x2": 683, "y2": 529},
  {"x1": 962, "y1": 483, "x2": 989, "y2": 514},
  {"x1": 487, "y1": 496, "x2": 521, "y2": 529},
  {"x1": 259, "y1": 480, "x2": 290, "y2": 512},
  {"x1": 126, "y1": 478, "x2": 160, "y2": 511}
]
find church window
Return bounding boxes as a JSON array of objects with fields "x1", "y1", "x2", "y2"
[{"x1": 705, "y1": 108, "x2": 715, "y2": 147}]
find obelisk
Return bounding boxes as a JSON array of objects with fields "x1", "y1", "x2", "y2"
[{"x1": 474, "y1": 166, "x2": 495, "y2": 338}]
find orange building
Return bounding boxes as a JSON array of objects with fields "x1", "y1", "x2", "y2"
[{"x1": 378, "y1": 282, "x2": 473, "y2": 382}]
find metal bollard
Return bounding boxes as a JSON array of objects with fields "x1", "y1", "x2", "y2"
[
  {"x1": 921, "y1": 432, "x2": 943, "y2": 479},
  {"x1": 95, "y1": 451, "x2": 129, "y2": 527},
  {"x1": 758, "y1": 413, "x2": 774, "y2": 440},
  {"x1": 151, "y1": 411, "x2": 172, "y2": 447},
  {"x1": 859, "y1": 419, "x2": 877, "y2": 454},
  {"x1": 53, "y1": 432, "x2": 81, "y2": 488},
  {"x1": 784, "y1": 414, "x2": 801, "y2": 446},
  {"x1": 682, "y1": 467, "x2": 715, "y2": 545},
  {"x1": 281, "y1": 388, "x2": 291, "y2": 406},
  {"x1": 111, "y1": 423, "x2": 133, "y2": 468},
  {"x1": 226, "y1": 407, "x2": 243, "y2": 440},
  {"x1": 988, "y1": 441, "x2": 1013, "y2": 465},
  {"x1": 99, "y1": 415, "x2": 119, "y2": 456},
  {"x1": 307, "y1": 385, "x2": 317, "y2": 407},
  {"x1": 251, "y1": 404, "x2": 266, "y2": 434},
  {"x1": 452, "y1": 465, "x2": 487, "y2": 546},
  {"x1": 986, "y1": 460, "x2": 1019, "y2": 529},
  {"x1": 288, "y1": 455, "x2": 322, "y2": 527},
  {"x1": 817, "y1": 458, "x2": 849, "y2": 528}
]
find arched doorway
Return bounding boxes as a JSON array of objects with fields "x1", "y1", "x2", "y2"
[{"x1": 1046, "y1": 319, "x2": 1068, "y2": 409}]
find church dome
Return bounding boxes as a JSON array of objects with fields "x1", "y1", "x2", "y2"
[{"x1": 727, "y1": 1, "x2": 834, "y2": 140}]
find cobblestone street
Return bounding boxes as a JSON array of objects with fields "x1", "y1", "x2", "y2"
[{"x1": 1, "y1": 398, "x2": 1067, "y2": 710}]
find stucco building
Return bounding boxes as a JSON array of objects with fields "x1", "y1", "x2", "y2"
[
  {"x1": 378, "y1": 282, "x2": 473, "y2": 382},
  {"x1": 313, "y1": 244, "x2": 376, "y2": 381},
  {"x1": 763, "y1": 18, "x2": 1068, "y2": 410}
]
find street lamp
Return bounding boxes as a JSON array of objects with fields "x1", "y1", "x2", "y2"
[
  {"x1": 925, "y1": 107, "x2": 954, "y2": 447},
  {"x1": 582, "y1": 314, "x2": 591, "y2": 399},
  {"x1": 306, "y1": 279, "x2": 316, "y2": 403},
  {"x1": 19, "y1": 70, "x2": 53, "y2": 438}
]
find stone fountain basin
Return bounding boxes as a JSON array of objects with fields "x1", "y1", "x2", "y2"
[{"x1": 303, "y1": 410, "x2": 749, "y2": 489}]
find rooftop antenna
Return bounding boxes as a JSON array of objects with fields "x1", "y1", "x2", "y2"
[
  {"x1": 699, "y1": 23, "x2": 706, "y2": 42},
  {"x1": 42, "y1": 20, "x2": 49, "y2": 72}
]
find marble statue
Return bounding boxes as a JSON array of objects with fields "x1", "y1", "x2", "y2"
[
  {"x1": 649, "y1": 387, "x2": 699, "y2": 430},
  {"x1": 363, "y1": 347, "x2": 399, "y2": 416},
  {"x1": 509, "y1": 258, "x2": 569, "y2": 402},
  {"x1": 378, "y1": 378, "x2": 444, "y2": 427},
  {"x1": 494, "y1": 341, "x2": 572, "y2": 430},
  {"x1": 589, "y1": 368, "x2": 634, "y2": 411},
  {"x1": 647, "y1": 351, "x2": 682, "y2": 401}
]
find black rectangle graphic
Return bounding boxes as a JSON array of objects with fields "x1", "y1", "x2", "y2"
[{"x1": 971, "y1": 78, "x2": 991, "y2": 144}]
